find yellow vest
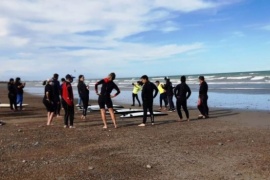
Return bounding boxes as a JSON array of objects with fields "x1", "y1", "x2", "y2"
[
  {"x1": 158, "y1": 83, "x2": 165, "y2": 94},
  {"x1": 132, "y1": 83, "x2": 141, "y2": 94}
]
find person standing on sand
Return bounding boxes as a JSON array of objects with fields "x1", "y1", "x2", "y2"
[
  {"x1": 163, "y1": 77, "x2": 175, "y2": 112},
  {"x1": 52, "y1": 73, "x2": 61, "y2": 118},
  {"x1": 42, "y1": 79, "x2": 55, "y2": 125},
  {"x1": 62, "y1": 74, "x2": 75, "y2": 128},
  {"x1": 131, "y1": 81, "x2": 142, "y2": 107},
  {"x1": 95, "y1": 72, "x2": 120, "y2": 129},
  {"x1": 174, "y1": 76, "x2": 191, "y2": 121},
  {"x1": 155, "y1": 80, "x2": 168, "y2": 110},
  {"x1": 77, "y1": 75, "x2": 89, "y2": 120},
  {"x1": 15, "y1": 77, "x2": 25, "y2": 111},
  {"x1": 138, "y1": 75, "x2": 158, "y2": 127},
  {"x1": 197, "y1": 76, "x2": 209, "y2": 119},
  {"x1": 7, "y1": 78, "x2": 17, "y2": 111}
]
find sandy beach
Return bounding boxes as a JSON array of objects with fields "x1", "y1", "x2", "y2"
[{"x1": 0, "y1": 83, "x2": 270, "y2": 180}]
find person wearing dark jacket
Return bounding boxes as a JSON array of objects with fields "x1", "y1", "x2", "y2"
[
  {"x1": 15, "y1": 77, "x2": 25, "y2": 110},
  {"x1": 197, "y1": 76, "x2": 209, "y2": 119},
  {"x1": 138, "y1": 75, "x2": 158, "y2": 127},
  {"x1": 77, "y1": 75, "x2": 89, "y2": 120},
  {"x1": 163, "y1": 77, "x2": 175, "y2": 111},
  {"x1": 95, "y1": 72, "x2": 120, "y2": 129},
  {"x1": 8, "y1": 78, "x2": 17, "y2": 111},
  {"x1": 174, "y1": 76, "x2": 191, "y2": 121},
  {"x1": 62, "y1": 74, "x2": 75, "y2": 128},
  {"x1": 52, "y1": 73, "x2": 61, "y2": 117},
  {"x1": 43, "y1": 79, "x2": 55, "y2": 125}
]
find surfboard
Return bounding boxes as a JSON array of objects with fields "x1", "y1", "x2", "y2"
[
  {"x1": 120, "y1": 111, "x2": 168, "y2": 118},
  {"x1": 106, "y1": 108, "x2": 144, "y2": 114},
  {"x1": 0, "y1": 104, "x2": 29, "y2": 108},
  {"x1": 77, "y1": 104, "x2": 124, "y2": 111}
]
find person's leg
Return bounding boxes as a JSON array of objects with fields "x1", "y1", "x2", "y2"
[
  {"x1": 108, "y1": 108, "x2": 117, "y2": 128},
  {"x1": 100, "y1": 109, "x2": 107, "y2": 128},
  {"x1": 81, "y1": 97, "x2": 88, "y2": 118},
  {"x1": 201, "y1": 97, "x2": 208, "y2": 118},
  {"x1": 135, "y1": 94, "x2": 141, "y2": 106},
  {"x1": 148, "y1": 101, "x2": 154, "y2": 124},
  {"x1": 138, "y1": 101, "x2": 147, "y2": 126},
  {"x1": 62, "y1": 101, "x2": 69, "y2": 127},
  {"x1": 131, "y1": 93, "x2": 135, "y2": 106},
  {"x1": 8, "y1": 95, "x2": 13, "y2": 110},
  {"x1": 159, "y1": 94, "x2": 162, "y2": 109},
  {"x1": 13, "y1": 95, "x2": 17, "y2": 110},
  {"x1": 182, "y1": 100, "x2": 189, "y2": 120},
  {"x1": 47, "y1": 111, "x2": 54, "y2": 125},
  {"x1": 176, "y1": 99, "x2": 183, "y2": 120},
  {"x1": 69, "y1": 104, "x2": 75, "y2": 127}
]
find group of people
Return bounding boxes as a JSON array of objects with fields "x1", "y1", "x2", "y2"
[
  {"x1": 7, "y1": 72, "x2": 209, "y2": 129},
  {"x1": 7, "y1": 77, "x2": 26, "y2": 111}
]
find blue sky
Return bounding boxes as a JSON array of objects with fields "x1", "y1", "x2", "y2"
[{"x1": 0, "y1": 0, "x2": 269, "y2": 80}]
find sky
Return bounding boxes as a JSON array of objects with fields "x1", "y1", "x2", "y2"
[{"x1": 0, "y1": 0, "x2": 270, "y2": 80}]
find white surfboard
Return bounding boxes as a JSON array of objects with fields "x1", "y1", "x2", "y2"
[
  {"x1": 106, "y1": 108, "x2": 144, "y2": 114},
  {"x1": 120, "y1": 111, "x2": 168, "y2": 118},
  {"x1": 0, "y1": 103, "x2": 29, "y2": 108}
]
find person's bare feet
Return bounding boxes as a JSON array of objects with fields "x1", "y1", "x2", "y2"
[
  {"x1": 138, "y1": 123, "x2": 145, "y2": 127},
  {"x1": 103, "y1": 126, "x2": 107, "y2": 129}
]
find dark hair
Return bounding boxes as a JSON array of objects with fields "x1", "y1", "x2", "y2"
[
  {"x1": 42, "y1": 80, "x2": 47, "y2": 86},
  {"x1": 15, "y1": 77, "x2": 21, "y2": 83},
  {"x1": 61, "y1": 78, "x2": 65, "y2": 82},
  {"x1": 199, "y1": 76, "x2": 205, "y2": 81},
  {"x1": 78, "y1": 75, "x2": 84, "y2": 81},
  {"x1": 109, "y1": 72, "x2": 116, "y2": 81},
  {"x1": 140, "y1": 75, "x2": 148, "y2": 81},
  {"x1": 137, "y1": 81, "x2": 143, "y2": 86},
  {"x1": 181, "y1": 76, "x2": 186, "y2": 83},
  {"x1": 155, "y1": 80, "x2": 160, "y2": 83},
  {"x1": 53, "y1": 73, "x2": 59, "y2": 79},
  {"x1": 9, "y1": 78, "x2": 14, "y2": 82}
]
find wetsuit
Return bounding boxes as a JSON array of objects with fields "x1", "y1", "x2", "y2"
[
  {"x1": 62, "y1": 81, "x2": 74, "y2": 126},
  {"x1": 198, "y1": 81, "x2": 209, "y2": 116},
  {"x1": 141, "y1": 81, "x2": 158, "y2": 124},
  {"x1": 43, "y1": 84, "x2": 55, "y2": 112},
  {"x1": 164, "y1": 79, "x2": 175, "y2": 110},
  {"x1": 174, "y1": 82, "x2": 191, "y2": 119},
  {"x1": 77, "y1": 81, "x2": 89, "y2": 116},
  {"x1": 95, "y1": 78, "x2": 120, "y2": 109},
  {"x1": 8, "y1": 83, "x2": 17, "y2": 110},
  {"x1": 15, "y1": 82, "x2": 25, "y2": 110},
  {"x1": 132, "y1": 83, "x2": 141, "y2": 106},
  {"x1": 52, "y1": 79, "x2": 61, "y2": 115},
  {"x1": 157, "y1": 83, "x2": 168, "y2": 108}
]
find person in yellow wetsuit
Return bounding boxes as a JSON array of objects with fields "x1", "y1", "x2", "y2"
[
  {"x1": 155, "y1": 80, "x2": 168, "y2": 110},
  {"x1": 131, "y1": 81, "x2": 142, "y2": 106}
]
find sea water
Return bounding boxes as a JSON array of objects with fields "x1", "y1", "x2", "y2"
[{"x1": 24, "y1": 71, "x2": 270, "y2": 111}]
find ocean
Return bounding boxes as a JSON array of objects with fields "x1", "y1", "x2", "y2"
[{"x1": 24, "y1": 71, "x2": 270, "y2": 111}]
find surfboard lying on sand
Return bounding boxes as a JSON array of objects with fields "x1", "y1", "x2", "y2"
[
  {"x1": 0, "y1": 104, "x2": 29, "y2": 108},
  {"x1": 120, "y1": 111, "x2": 168, "y2": 118},
  {"x1": 77, "y1": 105, "x2": 124, "y2": 111},
  {"x1": 107, "y1": 108, "x2": 144, "y2": 114}
]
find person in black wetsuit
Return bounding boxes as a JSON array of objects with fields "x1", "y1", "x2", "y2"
[
  {"x1": 42, "y1": 79, "x2": 55, "y2": 125},
  {"x1": 164, "y1": 77, "x2": 175, "y2": 111},
  {"x1": 15, "y1": 77, "x2": 25, "y2": 111},
  {"x1": 197, "y1": 76, "x2": 209, "y2": 119},
  {"x1": 95, "y1": 72, "x2": 120, "y2": 129},
  {"x1": 174, "y1": 76, "x2": 191, "y2": 121},
  {"x1": 77, "y1": 75, "x2": 89, "y2": 120},
  {"x1": 52, "y1": 73, "x2": 61, "y2": 117},
  {"x1": 8, "y1": 78, "x2": 17, "y2": 111},
  {"x1": 138, "y1": 75, "x2": 158, "y2": 127}
]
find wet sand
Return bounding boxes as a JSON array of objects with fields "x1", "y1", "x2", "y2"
[{"x1": 0, "y1": 83, "x2": 270, "y2": 179}]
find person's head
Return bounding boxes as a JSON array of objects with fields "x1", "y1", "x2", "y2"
[
  {"x1": 140, "y1": 75, "x2": 148, "y2": 84},
  {"x1": 137, "y1": 81, "x2": 143, "y2": 86},
  {"x1": 78, "y1": 75, "x2": 84, "y2": 82},
  {"x1": 66, "y1": 74, "x2": 75, "y2": 83},
  {"x1": 15, "y1": 77, "x2": 21, "y2": 83},
  {"x1": 108, "y1": 72, "x2": 116, "y2": 81},
  {"x1": 9, "y1": 78, "x2": 14, "y2": 84},
  {"x1": 155, "y1": 80, "x2": 160, "y2": 85},
  {"x1": 61, "y1": 78, "x2": 65, "y2": 83},
  {"x1": 198, "y1": 76, "x2": 205, "y2": 84},
  {"x1": 181, "y1": 76, "x2": 186, "y2": 83},
  {"x1": 53, "y1": 73, "x2": 59, "y2": 80}
]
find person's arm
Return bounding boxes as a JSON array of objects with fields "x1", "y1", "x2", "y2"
[
  {"x1": 111, "y1": 83, "x2": 120, "y2": 98},
  {"x1": 153, "y1": 83, "x2": 158, "y2": 99},
  {"x1": 186, "y1": 85, "x2": 191, "y2": 100},
  {"x1": 95, "y1": 79, "x2": 104, "y2": 95},
  {"x1": 174, "y1": 85, "x2": 178, "y2": 98}
]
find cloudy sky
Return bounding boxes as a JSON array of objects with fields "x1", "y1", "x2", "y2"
[{"x1": 0, "y1": 0, "x2": 269, "y2": 80}]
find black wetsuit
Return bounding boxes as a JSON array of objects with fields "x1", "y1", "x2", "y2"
[
  {"x1": 141, "y1": 81, "x2": 158, "y2": 124},
  {"x1": 164, "y1": 79, "x2": 175, "y2": 110},
  {"x1": 8, "y1": 83, "x2": 17, "y2": 110},
  {"x1": 174, "y1": 82, "x2": 191, "y2": 119},
  {"x1": 77, "y1": 81, "x2": 89, "y2": 116},
  {"x1": 52, "y1": 79, "x2": 61, "y2": 115},
  {"x1": 43, "y1": 84, "x2": 55, "y2": 112},
  {"x1": 198, "y1": 81, "x2": 209, "y2": 116},
  {"x1": 95, "y1": 78, "x2": 120, "y2": 109}
]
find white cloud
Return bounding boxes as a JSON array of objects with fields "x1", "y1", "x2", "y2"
[{"x1": 0, "y1": 18, "x2": 8, "y2": 36}]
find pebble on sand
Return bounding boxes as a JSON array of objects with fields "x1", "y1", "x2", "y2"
[{"x1": 146, "y1": 164, "x2": 152, "y2": 169}]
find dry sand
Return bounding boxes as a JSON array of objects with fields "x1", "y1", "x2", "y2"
[{"x1": 0, "y1": 83, "x2": 270, "y2": 180}]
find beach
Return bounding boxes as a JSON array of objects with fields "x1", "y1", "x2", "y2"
[{"x1": 0, "y1": 83, "x2": 270, "y2": 179}]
